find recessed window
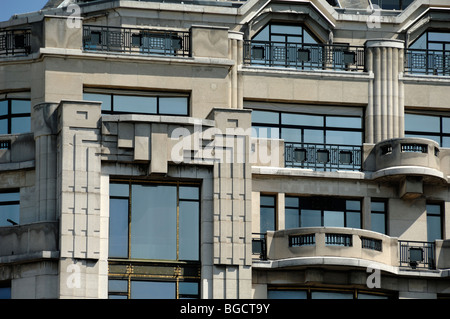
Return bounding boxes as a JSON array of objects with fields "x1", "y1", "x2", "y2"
[
  {"x1": 260, "y1": 195, "x2": 276, "y2": 233},
  {"x1": 405, "y1": 113, "x2": 450, "y2": 147},
  {"x1": 84, "y1": 91, "x2": 189, "y2": 116},
  {"x1": 371, "y1": 200, "x2": 387, "y2": 235},
  {"x1": 0, "y1": 191, "x2": 20, "y2": 227},
  {"x1": 427, "y1": 203, "x2": 443, "y2": 242},
  {"x1": 108, "y1": 279, "x2": 199, "y2": 299}
]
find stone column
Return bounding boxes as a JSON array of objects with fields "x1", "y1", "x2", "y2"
[{"x1": 365, "y1": 39, "x2": 405, "y2": 144}]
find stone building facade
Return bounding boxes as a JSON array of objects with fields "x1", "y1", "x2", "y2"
[{"x1": 0, "y1": 0, "x2": 449, "y2": 299}]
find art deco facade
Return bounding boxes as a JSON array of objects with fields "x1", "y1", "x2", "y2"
[{"x1": 0, "y1": 0, "x2": 449, "y2": 299}]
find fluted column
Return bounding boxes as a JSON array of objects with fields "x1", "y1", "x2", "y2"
[{"x1": 365, "y1": 39, "x2": 405, "y2": 144}]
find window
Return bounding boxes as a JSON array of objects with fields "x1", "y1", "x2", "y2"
[
  {"x1": 371, "y1": 200, "x2": 387, "y2": 234},
  {"x1": 0, "y1": 191, "x2": 20, "y2": 227},
  {"x1": 108, "y1": 279, "x2": 199, "y2": 299},
  {"x1": 371, "y1": 0, "x2": 413, "y2": 10},
  {"x1": 0, "y1": 281, "x2": 11, "y2": 299},
  {"x1": 285, "y1": 196, "x2": 361, "y2": 229},
  {"x1": 260, "y1": 195, "x2": 276, "y2": 233},
  {"x1": 84, "y1": 91, "x2": 189, "y2": 116},
  {"x1": 427, "y1": 203, "x2": 443, "y2": 242},
  {"x1": 405, "y1": 112, "x2": 450, "y2": 147},
  {"x1": 0, "y1": 99, "x2": 31, "y2": 134},
  {"x1": 109, "y1": 181, "x2": 199, "y2": 260},
  {"x1": 268, "y1": 287, "x2": 393, "y2": 299}
]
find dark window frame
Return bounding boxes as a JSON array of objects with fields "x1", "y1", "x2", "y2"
[
  {"x1": 370, "y1": 199, "x2": 388, "y2": 235},
  {"x1": 260, "y1": 194, "x2": 277, "y2": 233},
  {"x1": 404, "y1": 112, "x2": 450, "y2": 147},
  {"x1": 0, "y1": 189, "x2": 20, "y2": 227},
  {"x1": 426, "y1": 202, "x2": 444, "y2": 242},
  {"x1": 0, "y1": 99, "x2": 31, "y2": 135}
]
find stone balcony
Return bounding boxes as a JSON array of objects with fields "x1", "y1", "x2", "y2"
[{"x1": 253, "y1": 227, "x2": 450, "y2": 273}]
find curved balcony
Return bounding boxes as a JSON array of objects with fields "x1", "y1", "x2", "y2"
[{"x1": 372, "y1": 138, "x2": 446, "y2": 185}]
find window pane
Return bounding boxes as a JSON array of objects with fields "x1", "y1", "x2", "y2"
[
  {"x1": 0, "y1": 204, "x2": 19, "y2": 226},
  {"x1": 304, "y1": 129, "x2": 324, "y2": 144},
  {"x1": 405, "y1": 114, "x2": 440, "y2": 133},
  {"x1": 109, "y1": 198, "x2": 129, "y2": 258},
  {"x1": 443, "y1": 117, "x2": 450, "y2": 133},
  {"x1": 285, "y1": 197, "x2": 299, "y2": 207},
  {"x1": 428, "y1": 32, "x2": 450, "y2": 43},
  {"x1": 131, "y1": 184, "x2": 177, "y2": 260},
  {"x1": 110, "y1": 183, "x2": 129, "y2": 197},
  {"x1": 0, "y1": 119, "x2": 7, "y2": 134},
  {"x1": 11, "y1": 117, "x2": 31, "y2": 134},
  {"x1": 113, "y1": 95, "x2": 157, "y2": 114},
  {"x1": 179, "y1": 201, "x2": 199, "y2": 261},
  {"x1": 346, "y1": 211, "x2": 361, "y2": 228},
  {"x1": 371, "y1": 201, "x2": 385, "y2": 212},
  {"x1": 11, "y1": 100, "x2": 30, "y2": 114},
  {"x1": 324, "y1": 210, "x2": 344, "y2": 227},
  {"x1": 0, "y1": 101, "x2": 7, "y2": 116},
  {"x1": 109, "y1": 280, "x2": 128, "y2": 293},
  {"x1": 271, "y1": 25, "x2": 302, "y2": 36},
  {"x1": 179, "y1": 282, "x2": 199, "y2": 296},
  {"x1": 0, "y1": 192, "x2": 20, "y2": 202},
  {"x1": 84, "y1": 93, "x2": 112, "y2": 112},
  {"x1": 326, "y1": 116, "x2": 361, "y2": 129},
  {"x1": 179, "y1": 186, "x2": 199, "y2": 200},
  {"x1": 252, "y1": 110, "x2": 279, "y2": 124},
  {"x1": 281, "y1": 128, "x2": 301, "y2": 143},
  {"x1": 301, "y1": 209, "x2": 321, "y2": 227},
  {"x1": 0, "y1": 287, "x2": 11, "y2": 299},
  {"x1": 253, "y1": 126, "x2": 279, "y2": 139},
  {"x1": 358, "y1": 293, "x2": 388, "y2": 299},
  {"x1": 281, "y1": 113, "x2": 323, "y2": 126},
  {"x1": 260, "y1": 195, "x2": 275, "y2": 206},
  {"x1": 443, "y1": 137, "x2": 450, "y2": 148},
  {"x1": 346, "y1": 200, "x2": 361, "y2": 211},
  {"x1": 326, "y1": 130, "x2": 362, "y2": 146},
  {"x1": 131, "y1": 281, "x2": 175, "y2": 299},
  {"x1": 427, "y1": 215, "x2": 442, "y2": 242},
  {"x1": 268, "y1": 290, "x2": 307, "y2": 299},
  {"x1": 371, "y1": 212, "x2": 386, "y2": 234},
  {"x1": 260, "y1": 207, "x2": 275, "y2": 233},
  {"x1": 159, "y1": 97, "x2": 188, "y2": 115},
  {"x1": 311, "y1": 291, "x2": 353, "y2": 299},
  {"x1": 410, "y1": 33, "x2": 427, "y2": 49},
  {"x1": 285, "y1": 208, "x2": 299, "y2": 229},
  {"x1": 427, "y1": 204, "x2": 441, "y2": 215}
]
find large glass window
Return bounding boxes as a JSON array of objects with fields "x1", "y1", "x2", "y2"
[
  {"x1": 268, "y1": 287, "x2": 392, "y2": 299},
  {"x1": 0, "y1": 191, "x2": 20, "y2": 227},
  {"x1": 260, "y1": 195, "x2": 276, "y2": 233},
  {"x1": 84, "y1": 91, "x2": 189, "y2": 116},
  {"x1": 405, "y1": 112, "x2": 450, "y2": 147},
  {"x1": 108, "y1": 279, "x2": 199, "y2": 299},
  {"x1": 427, "y1": 203, "x2": 443, "y2": 243},
  {"x1": 371, "y1": 0, "x2": 413, "y2": 10},
  {"x1": 109, "y1": 181, "x2": 199, "y2": 261},
  {"x1": 0, "y1": 99, "x2": 31, "y2": 134},
  {"x1": 0, "y1": 282, "x2": 11, "y2": 299},
  {"x1": 285, "y1": 196, "x2": 361, "y2": 229}
]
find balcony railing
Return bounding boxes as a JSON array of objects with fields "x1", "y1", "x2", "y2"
[
  {"x1": 244, "y1": 41, "x2": 365, "y2": 72},
  {"x1": 83, "y1": 25, "x2": 190, "y2": 57},
  {"x1": 285, "y1": 142, "x2": 362, "y2": 171},
  {"x1": 399, "y1": 240, "x2": 435, "y2": 269},
  {"x1": 405, "y1": 49, "x2": 450, "y2": 76},
  {"x1": 0, "y1": 29, "x2": 31, "y2": 57}
]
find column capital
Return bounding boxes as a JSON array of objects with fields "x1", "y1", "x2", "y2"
[{"x1": 365, "y1": 39, "x2": 405, "y2": 49}]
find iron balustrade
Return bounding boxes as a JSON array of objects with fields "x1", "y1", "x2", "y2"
[
  {"x1": 83, "y1": 25, "x2": 190, "y2": 57},
  {"x1": 400, "y1": 143, "x2": 428, "y2": 153},
  {"x1": 325, "y1": 233, "x2": 353, "y2": 247},
  {"x1": 252, "y1": 233, "x2": 267, "y2": 260},
  {"x1": 399, "y1": 240, "x2": 435, "y2": 269},
  {"x1": 361, "y1": 237, "x2": 382, "y2": 252},
  {"x1": 244, "y1": 40, "x2": 365, "y2": 72},
  {"x1": 405, "y1": 49, "x2": 450, "y2": 76},
  {"x1": 0, "y1": 29, "x2": 31, "y2": 57},
  {"x1": 285, "y1": 142, "x2": 362, "y2": 171}
]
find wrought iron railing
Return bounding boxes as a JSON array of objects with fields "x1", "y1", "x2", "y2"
[
  {"x1": 361, "y1": 237, "x2": 382, "y2": 252},
  {"x1": 325, "y1": 233, "x2": 352, "y2": 247},
  {"x1": 285, "y1": 142, "x2": 362, "y2": 171},
  {"x1": 83, "y1": 25, "x2": 190, "y2": 57},
  {"x1": 0, "y1": 29, "x2": 32, "y2": 57},
  {"x1": 289, "y1": 233, "x2": 315, "y2": 247},
  {"x1": 399, "y1": 240, "x2": 435, "y2": 269},
  {"x1": 405, "y1": 49, "x2": 450, "y2": 76},
  {"x1": 244, "y1": 40, "x2": 365, "y2": 72}
]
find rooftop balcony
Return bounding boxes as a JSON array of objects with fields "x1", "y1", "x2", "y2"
[
  {"x1": 253, "y1": 227, "x2": 450, "y2": 272},
  {"x1": 405, "y1": 49, "x2": 450, "y2": 76},
  {"x1": 0, "y1": 29, "x2": 31, "y2": 57}
]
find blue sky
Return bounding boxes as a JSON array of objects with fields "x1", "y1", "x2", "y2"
[{"x1": 0, "y1": 0, "x2": 49, "y2": 22}]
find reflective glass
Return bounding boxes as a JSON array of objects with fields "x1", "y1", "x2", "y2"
[
  {"x1": 131, "y1": 281, "x2": 175, "y2": 299},
  {"x1": 179, "y1": 201, "x2": 199, "y2": 261},
  {"x1": 109, "y1": 280, "x2": 128, "y2": 293},
  {"x1": 271, "y1": 25, "x2": 302, "y2": 36},
  {"x1": 326, "y1": 116, "x2": 362, "y2": 129},
  {"x1": 427, "y1": 204, "x2": 441, "y2": 215},
  {"x1": 109, "y1": 198, "x2": 129, "y2": 258},
  {"x1": 281, "y1": 128, "x2": 301, "y2": 143},
  {"x1": 285, "y1": 197, "x2": 299, "y2": 207},
  {"x1": 304, "y1": 129, "x2": 324, "y2": 144},
  {"x1": 11, "y1": 117, "x2": 31, "y2": 134},
  {"x1": 285, "y1": 208, "x2": 299, "y2": 229},
  {"x1": 301, "y1": 209, "x2": 321, "y2": 227},
  {"x1": 179, "y1": 282, "x2": 199, "y2": 296},
  {"x1": 304, "y1": 31, "x2": 317, "y2": 44},
  {"x1": 358, "y1": 293, "x2": 388, "y2": 299},
  {"x1": 427, "y1": 215, "x2": 442, "y2": 242},
  {"x1": 0, "y1": 101, "x2": 7, "y2": 116},
  {"x1": 268, "y1": 290, "x2": 307, "y2": 299},
  {"x1": 346, "y1": 211, "x2": 361, "y2": 228},
  {"x1": 0, "y1": 192, "x2": 20, "y2": 202},
  {"x1": 311, "y1": 291, "x2": 353, "y2": 299},
  {"x1": 252, "y1": 110, "x2": 279, "y2": 124},
  {"x1": 443, "y1": 117, "x2": 450, "y2": 133},
  {"x1": 253, "y1": 27, "x2": 269, "y2": 41},
  {"x1": 410, "y1": 33, "x2": 427, "y2": 50},
  {"x1": 428, "y1": 32, "x2": 450, "y2": 43},
  {"x1": 0, "y1": 204, "x2": 20, "y2": 226},
  {"x1": 110, "y1": 183, "x2": 129, "y2": 197},
  {"x1": 324, "y1": 210, "x2": 344, "y2": 227},
  {"x1": 0, "y1": 119, "x2": 7, "y2": 134},
  {"x1": 131, "y1": 184, "x2": 177, "y2": 260},
  {"x1": 253, "y1": 126, "x2": 279, "y2": 139},
  {"x1": 179, "y1": 186, "x2": 199, "y2": 200},
  {"x1": 113, "y1": 95, "x2": 157, "y2": 114},
  {"x1": 159, "y1": 97, "x2": 188, "y2": 115},
  {"x1": 346, "y1": 200, "x2": 361, "y2": 211},
  {"x1": 0, "y1": 287, "x2": 11, "y2": 299},
  {"x1": 428, "y1": 43, "x2": 443, "y2": 51},
  {"x1": 405, "y1": 114, "x2": 440, "y2": 132},
  {"x1": 371, "y1": 201, "x2": 385, "y2": 212},
  {"x1": 11, "y1": 100, "x2": 30, "y2": 114},
  {"x1": 326, "y1": 130, "x2": 362, "y2": 145},
  {"x1": 371, "y1": 213, "x2": 386, "y2": 234},
  {"x1": 443, "y1": 137, "x2": 450, "y2": 148},
  {"x1": 281, "y1": 113, "x2": 323, "y2": 126},
  {"x1": 260, "y1": 195, "x2": 275, "y2": 206},
  {"x1": 260, "y1": 206, "x2": 275, "y2": 233},
  {"x1": 84, "y1": 93, "x2": 112, "y2": 112}
]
